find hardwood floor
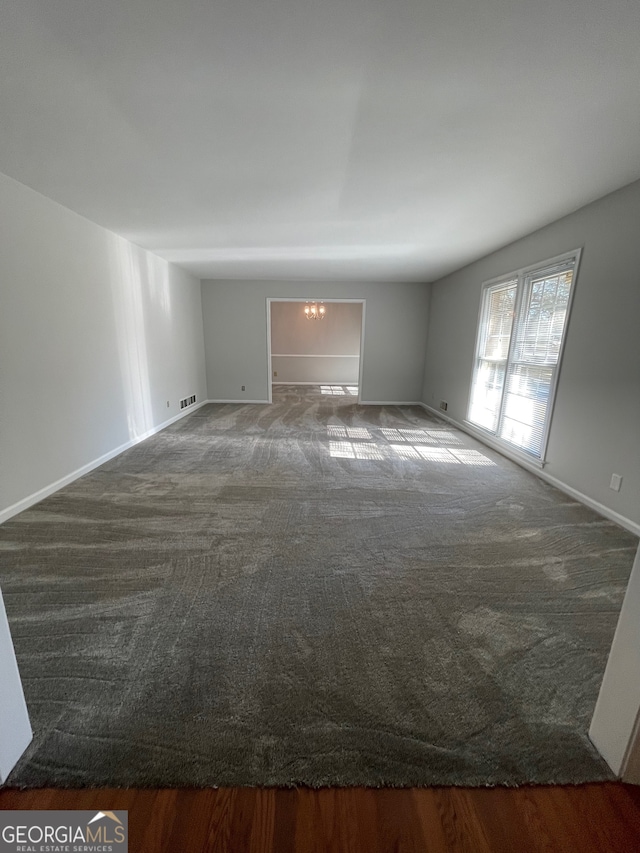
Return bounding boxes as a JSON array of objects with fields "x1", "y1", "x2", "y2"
[{"x1": 1, "y1": 783, "x2": 639, "y2": 852}]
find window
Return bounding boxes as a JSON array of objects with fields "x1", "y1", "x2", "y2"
[{"x1": 468, "y1": 250, "x2": 580, "y2": 461}]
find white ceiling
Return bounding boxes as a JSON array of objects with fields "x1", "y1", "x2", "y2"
[{"x1": 2, "y1": 0, "x2": 640, "y2": 282}]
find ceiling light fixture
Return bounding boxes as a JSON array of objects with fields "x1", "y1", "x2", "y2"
[{"x1": 304, "y1": 302, "x2": 326, "y2": 320}]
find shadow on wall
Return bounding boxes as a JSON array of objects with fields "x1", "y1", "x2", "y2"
[{"x1": 107, "y1": 236, "x2": 172, "y2": 441}]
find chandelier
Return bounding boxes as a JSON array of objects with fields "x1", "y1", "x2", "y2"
[{"x1": 304, "y1": 302, "x2": 326, "y2": 320}]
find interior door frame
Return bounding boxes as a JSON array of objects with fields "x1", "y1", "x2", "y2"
[{"x1": 265, "y1": 297, "x2": 366, "y2": 404}]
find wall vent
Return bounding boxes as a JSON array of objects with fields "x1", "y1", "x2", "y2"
[{"x1": 180, "y1": 394, "x2": 197, "y2": 410}]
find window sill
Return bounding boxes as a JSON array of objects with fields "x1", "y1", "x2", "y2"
[{"x1": 462, "y1": 421, "x2": 546, "y2": 469}]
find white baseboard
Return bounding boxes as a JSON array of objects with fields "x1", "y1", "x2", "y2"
[
  {"x1": 208, "y1": 399, "x2": 270, "y2": 404},
  {"x1": 271, "y1": 354, "x2": 359, "y2": 359},
  {"x1": 0, "y1": 401, "x2": 209, "y2": 525},
  {"x1": 359, "y1": 401, "x2": 423, "y2": 407},
  {"x1": 419, "y1": 403, "x2": 640, "y2": 537},
  {"x1": 272, "y1": 381, "x2": 357, "y2": 386}
]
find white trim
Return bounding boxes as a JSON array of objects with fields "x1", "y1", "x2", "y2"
[
  {"x1": 620, "y1": 707, "x2": 640, "y2": 782},
  {"x1": 266, "y1": 297, "x2": 273, "y2": 404},
  {"x1": 360, "y1": 400, "x2": 423, "y2": 407},
  {"x1": 420, "y1": 403, "x2": 640, "y2": 536},
  {"x1": 266, "y1": 297, "x2": 366, "y2": 405},
  {"x1": 537, "y1": 248, "x2": 582, "y2": 460},
  {"x1": 589, "y1": 544, "x2": 640, "y2": 780},
  {"x1": 358, "y1": 302, "x2": 366, "y2": 400},
  {"x1": 266, "y1": 297, "x2": 368, "y2": 303},
  {"x1": 482, "y1": 248, "x2": 584, "y2": 289},
  {"x1": 0, "y1": 588, "x2": 32, "y2": 782},
  {"x1": 271, "y1": 353, "x2": 360, "y2": 358},
  {"x1": 208, "y1": 399, "x2": 270, "y2": 404},
  {"x1": 467, "y1": 276, "x2": 519, "y2": 440},
  {"x1": 462, "y1": 418, "x2": 545, "y2": 469},
  {"x1": 467, "y1": 248, "x2": 582, "y2": 463},
  {"x1": 272, "y1": 381, "x2": 357, "y2": 386},
  {"x1": 0, "y1": 401, "x2": 209, "y2": 525}
]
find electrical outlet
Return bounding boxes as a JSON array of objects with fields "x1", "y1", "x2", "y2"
[
  {"x1": 273, "y1": 371, "x2": 278, "y2": 377},
  {"x1": 439, "y1": 400, "x2": 448, "y2": 412},
  {"x1": 610, "y1": 473, "x2": 623, "y2": 492},
  {"x1": 241, "y1": 385, "x2": 245, "y2": 391}
]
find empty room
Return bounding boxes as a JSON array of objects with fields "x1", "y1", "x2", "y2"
[{"x1": 1, "y1": 1, "x2": 640, "y2": 850}]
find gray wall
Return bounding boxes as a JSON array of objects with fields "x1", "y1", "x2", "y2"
[
  {"x1": 271, "y1": 355, "x2": 359, "y2": 385},
  {"x1": 422, "y1": 179, "x2": 640, "y2": 529},
  {"x1": 0, "y1": 172, "x2": 207, "y2": 520},
  {"x1": 202, "y1": 280, "x2": 430, "y2": 402},
  {"x1": 271, "y1": 301, "x2": 361, "y2": 384},
  {"x1": 271, "y1": 300, "x2": 361, "y2": 355}
]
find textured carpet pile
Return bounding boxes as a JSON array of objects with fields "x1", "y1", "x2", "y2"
[{"x1": 1, "y1": 385, "x2": 636, "y2": 788}]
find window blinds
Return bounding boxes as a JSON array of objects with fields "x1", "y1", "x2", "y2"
[
  {"x1": 468, "y1": 254, "x2": 578, "y2": 460},
  {"x1": 468, "y1": 280, "x2": 517, "y2": 433}
]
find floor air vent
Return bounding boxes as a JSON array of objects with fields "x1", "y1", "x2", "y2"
[{"x1": 180, "y1": 395, "x2": 197, "y2": 410}]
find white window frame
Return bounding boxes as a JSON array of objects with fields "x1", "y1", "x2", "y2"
[{"x1": 466, "y1": 248, "x2": 582, "y2": 466}]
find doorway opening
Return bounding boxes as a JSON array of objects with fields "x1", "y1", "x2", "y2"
[{"x1": 266, "y1": 299, "x2": 365, "y2": 403}]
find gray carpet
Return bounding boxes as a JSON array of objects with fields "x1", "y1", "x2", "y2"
[{"x1": 1, "y1": 385, "x2": 636, "y2": 788}]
